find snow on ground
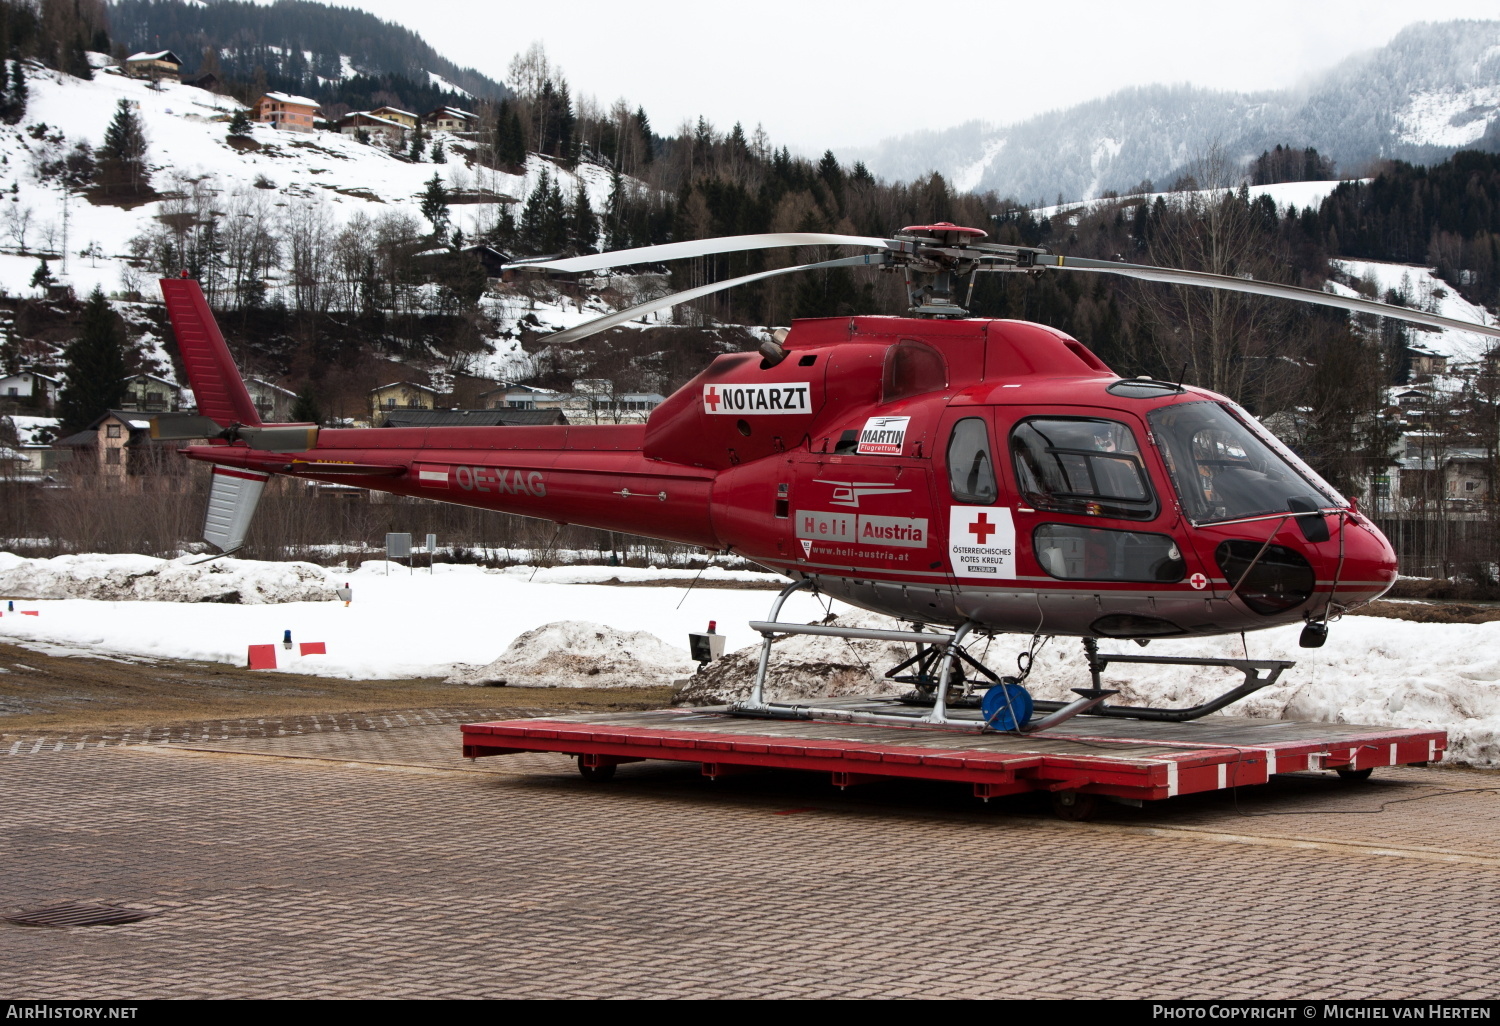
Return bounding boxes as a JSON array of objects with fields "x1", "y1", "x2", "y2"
[
  {"x1": 0, "y1": 553, "x2": 824, "y2": 683},
  {"x1": 675, "y1": 610, "x2": 911, "y2": 706},
  {"x1": 445, "y1": 620, "x2": 695, "y2": 687},
  {"x1": 0, "y1": 552, "x2": 333, "y2": 603},
  {"x1": 1329, "y1": 259, "x2": 1496, "y2": 363},
  {"x1": 1032, "y1": 179, "x2": 1358, "y2": 221},
  {"x1": 1018, "y1": 620, "x2": 1500, "y2": 768},
  {"x1": 1, "y1": 551, "x2": 1498, "y2": 766}
]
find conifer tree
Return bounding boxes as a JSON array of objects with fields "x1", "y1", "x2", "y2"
[
  {"x1": 407, "y1": 119, "x2": 425, "y2": 161},
  {"x1": 633, "y1": 106, "x2": 653, "y2": 164},
  {"x1": 1, "y1": 59, "x2": 27, "y2": 124},
  {"x1": 570, "y1": 184, "x2": 597, "y2": 253},
  {"x1": 290, "y1": 385, "x2": 323, "y2": 425},
  {"x1": 420, "y1": 173, "x2": 450, "y2": 234},
  {"x1": 57, "y1": 287, "x2": 128, "y2": 433},
  {"x1": 99, "y1": 98, "x2": 148, "y2": 195},
  {"x1": 228, "y1": 108, "x2": 252, "y2": 137},
  {"x1": 495, "y1": 100, "x2": 526, "y2": 167},
  {"x1": 542, "y1": 176, "x2": 567, "y2": 252},
  {"x1": 430, "y1": 140, "x2": 445, "y2": 163},
  {"x1": 30, "y1": 257, "x2": 54, "y2": 291},
  {"x1": 518, "y1": 170, "x2": 548, "y2": 253},
  {"x1": 605, "y1": 167, "x2": 628, "y2": 249}
]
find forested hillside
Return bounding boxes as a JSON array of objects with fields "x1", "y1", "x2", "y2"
[{"x1": 108, "y1": 0, "x2": 501, "y2": 116}]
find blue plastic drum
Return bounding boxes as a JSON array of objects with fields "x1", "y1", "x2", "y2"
[{"x1": 981, "y1": 682, "x2": 1034, "y2": 731}]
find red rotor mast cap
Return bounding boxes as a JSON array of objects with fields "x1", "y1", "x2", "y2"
[{"x1": 899, "y1": 222, "x2": 987, "y2": 238}]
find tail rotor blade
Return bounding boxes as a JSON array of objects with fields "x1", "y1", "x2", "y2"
[
  {"x1": 543, "y1": 253, "x2": 892, "y2": 346},
  {"x1": 236, "y1": 424, "x2": 319, "y2": 452},
  {"x1": 506, "y1": 233, "x2": 901, "y2": 275},
  {"x1": 148, "y1": 414, "x2": 223, "y2": 441},
  {"x1": 1035, "y1": 255, "x2": 1500, "y2": 340}
]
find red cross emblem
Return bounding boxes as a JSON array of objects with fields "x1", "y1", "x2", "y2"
[
  {"x1": 1189, "y1": 572, "x2": 1208, "y2": 590},
  {"x1": 968, "y1": 512, "x2": 996, "y2": 544},
  {"x1": 703, "y1": 386, "x2": 721, "y2": 412}
]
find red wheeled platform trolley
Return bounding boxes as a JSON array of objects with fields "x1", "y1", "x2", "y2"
[{"x1": 461, "y1": 701, "x2": 1446, "y2": 820}]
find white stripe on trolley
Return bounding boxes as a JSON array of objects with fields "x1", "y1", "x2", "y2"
[
  {"x1": 1216, "y1": 763, "x2": 1227, "y2": 790},
  {"x1": 1390, "y1": 743, "x2": 1399, "y2": 766},
  {"x1": 1166, "y1": 760, "x2": 1179, "y2": 797}
]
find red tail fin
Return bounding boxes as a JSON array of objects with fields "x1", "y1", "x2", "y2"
[{"x1": 159, "y1": 278, "x2": 262, "y2": 427}]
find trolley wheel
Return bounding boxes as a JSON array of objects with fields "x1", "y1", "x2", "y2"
[
  {"x1": 1051, "y1": 790, "x2": 1097, "y2": 822},
  {"x1": 1335, "y1": 767, "x2": 1374, "y2": 782},
  {"x1": 578, "y1": 761, "x2": 616, "y2": 782}
]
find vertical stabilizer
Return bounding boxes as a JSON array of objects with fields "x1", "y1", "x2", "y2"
[
  {"x1": 159, "y1": 277, "x2": 262, "y2": 427},
  {"x1": 203, "y1": 467, "x2": 268, "y2": 553}
]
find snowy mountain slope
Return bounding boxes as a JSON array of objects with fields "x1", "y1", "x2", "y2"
[
  {"x1": 851, "y1": 20, "x2": 1500, "y2": 203},
  {"x1": 8, "y1": 61, "x2": 636, "y2": 382},
  {"x1": 1329, "y1": 259, "x2": 1497, "y2": 364}
]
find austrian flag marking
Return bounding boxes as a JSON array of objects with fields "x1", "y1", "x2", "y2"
[{"x1": 702, "y1": 383, "x2": 812, "y2": 415}]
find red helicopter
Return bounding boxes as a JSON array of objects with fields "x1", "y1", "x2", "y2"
[{"x1": 151, "y1": 223, "x2": 1500, "y2": 732}]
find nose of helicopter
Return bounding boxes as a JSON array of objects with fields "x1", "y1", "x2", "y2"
[{"x1": 1326, "y1": 512, "x2": 1399, "y2": 610}]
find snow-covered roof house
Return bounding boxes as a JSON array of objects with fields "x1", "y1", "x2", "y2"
[
  {"x1": 0, "y1": 371, "x2": 57, "y2": 410},
  {"x1": 256, "y1": 92, "x2": 320, "y2": 133},
  {"x1": 369, "y1": 381, "x2": 438, "y2": 419},
  {"x1": 1406, "y1": 345, "x2": 1448, "y2": 377},
  {"x1": 119, "y1": 373, "x2": 181, "y2": 413},
  {"x1": 124, "y1": 50, "x2": 182, "y2": 79},
  {"x1": 369, "y1": 106, "x2": 419, "y2": 129},
  {"x1": 54, "y1": 410, "x2": 208, "y2": 484},
  {"x1": 247, "y1": 378, "x2": 297, "y2": 421},
  {"x1": 339, "y1": 111, "x2": 409, "y2": 144},
  {"x1": 424, "y1": 106, "x2": 477, "y2": 132}
]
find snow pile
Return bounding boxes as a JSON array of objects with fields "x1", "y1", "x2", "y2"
[
  {"x1": 445, "y1": 620, "x2": 694, "y2": 688},
  {"x1": 1017, "y1": 618, "x2": 1500, "y2": 767},
  {"x1": 0, "y1": 553, "x2": 334, "y2": 604},
  {"x1": 675, "y1": 611, "x2": 914, "y2": 706}
]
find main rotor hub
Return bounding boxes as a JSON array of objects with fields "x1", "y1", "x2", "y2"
[{"x1": 893, "y1": 224, "x2": 990, "y2": 319}]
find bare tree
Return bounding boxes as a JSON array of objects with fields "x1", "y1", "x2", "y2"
[
  {"x1": 4, "y1": 204, "x2": 34, "y2": 254},
  {"x1": 1139, "y1": 144, "x2": 1290, "y2": 407},
  {"x1": 284, "y1": 200, "x2": 332, "y2": 314}
]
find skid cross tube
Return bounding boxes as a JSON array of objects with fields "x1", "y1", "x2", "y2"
[
  {"x1": 733, "y1": 592, "x2": 987, "y2": 728},
  {"x1": 1031, "y1": 650, "x2": 1296, "y2": 722}
]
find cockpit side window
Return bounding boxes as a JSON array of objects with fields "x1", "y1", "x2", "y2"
[
  {"x1": 1010, "y1": 417, "x2": 1158, "y2": 521},
  {"x1": 947, "y1": 417, "x2": 997, "y2": 505}
]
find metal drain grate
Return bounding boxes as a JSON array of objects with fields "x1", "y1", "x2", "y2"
[{"x1": 3, "y1": 903, "x2": 157, "y2": 928}]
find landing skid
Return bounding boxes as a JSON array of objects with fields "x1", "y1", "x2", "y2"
[{"x1": 729, "y1": 580, "x2": 1295, "y2": 733}]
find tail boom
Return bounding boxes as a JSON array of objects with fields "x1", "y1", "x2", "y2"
[{"x1": 181, "y1": 424, "x2": 723, "y2": 549}]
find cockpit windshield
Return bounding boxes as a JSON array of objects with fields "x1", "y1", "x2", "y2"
[{"x1": 1147, "y1": 401, "x2": 1345, "y2": 525}]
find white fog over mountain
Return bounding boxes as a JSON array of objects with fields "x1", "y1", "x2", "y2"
[{"x1": 845, "y1": 21, "x2": 1500, "y2": 202}]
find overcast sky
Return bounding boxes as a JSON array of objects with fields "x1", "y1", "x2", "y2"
[{"x1": 336, "y1": 1, "x2": 1499, "y2": 153}]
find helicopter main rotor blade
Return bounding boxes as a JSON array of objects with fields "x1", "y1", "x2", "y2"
[
  {"x1": 1033, "y1": 254, "x2": 1500, "y2": 341},
  {"x1": 505, "y1": 233, "x2": 901, "y2": 275},
  {"x1": 542, "y1": 253, "x2": 891, "y2": 346}
]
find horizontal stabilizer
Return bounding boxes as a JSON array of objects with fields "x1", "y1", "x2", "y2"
[
  {"x1": 282, "y1": 461, "x2": 405, "y2": 476},
  {"x1": 203, "y1": 467, "x2": 267, "y2": 553}
]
